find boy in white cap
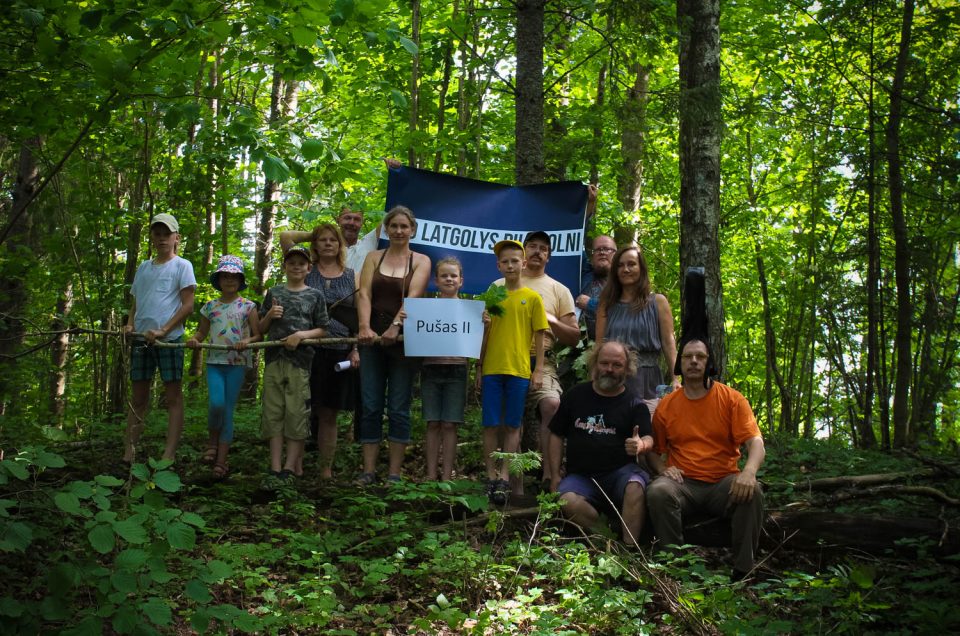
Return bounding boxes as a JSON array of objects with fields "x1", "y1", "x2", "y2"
[{"x1": 123, "y1": 213, "x2": 197, "y2": 465}]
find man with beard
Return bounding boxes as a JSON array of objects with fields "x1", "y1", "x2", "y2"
[
  {"x1": 506, "y1": 230, "x2": 580, "y2": 490},
  {"x1": 647, "y1": 337, "x2": 766, "y2": 580},
  {"x1": 575, "y1": 234, "x2": 616, "y2": 341},
  {"x1": 547, "y1": 341, "x2": 654, "y2": 544}
]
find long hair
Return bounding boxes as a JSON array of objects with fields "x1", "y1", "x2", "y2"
[
  {"x1": 597, "y1": 245, "x2": 652, "y2": 315},
  {"x1": 586, "y1": 340, "x2": 638, "y2": 378},
  {"x1": 309, "y1": 223, "x2": 347, "y2": 270}
]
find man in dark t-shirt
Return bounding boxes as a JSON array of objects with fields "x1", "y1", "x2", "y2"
[{"x1": 548, "y1": 340, "x2": 654, "y2": 545}]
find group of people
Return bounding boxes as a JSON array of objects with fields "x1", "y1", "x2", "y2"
[{"x1": 122, "y1": 180, "x2": 766, "y2": 577}]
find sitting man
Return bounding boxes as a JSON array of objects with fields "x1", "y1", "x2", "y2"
[
  {"x1": 548, "y1": 340, "x2": 654, "y2": 544},
  {"x1": 647, "y1": 337, "x2": 766, "y2": 580}
]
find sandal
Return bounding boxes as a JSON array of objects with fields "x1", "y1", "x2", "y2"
[
  {"x1": 212, "y1": 462, "x2": 229, "y2": 480},
  {"x1": 200, "y1": 446, "x2": 217, "y2": 465}
]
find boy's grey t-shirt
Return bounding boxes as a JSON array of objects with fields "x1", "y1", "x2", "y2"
[
  {"x1": 131, "y1": 256, "x2": 197, "y2": 341},
  {"x1": 260, "y1": 285, "x2": 329, "y2": 369}
]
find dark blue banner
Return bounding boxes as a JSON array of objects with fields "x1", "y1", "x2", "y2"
[{"x1": 384, "y1": 166, "x2": 588, "y2": 295}]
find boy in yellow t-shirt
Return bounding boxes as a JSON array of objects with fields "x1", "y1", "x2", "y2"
[{"x1": 477, "y1": 240, "x2": 549, "y2": 505}]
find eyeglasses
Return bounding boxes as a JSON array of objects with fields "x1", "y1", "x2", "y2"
[
  {"x1": 592, "y1": 247, "x2": 615, "y2": 255},
  {"x1": 681, "y1": 353, "x2": 709, "y2": 361}
]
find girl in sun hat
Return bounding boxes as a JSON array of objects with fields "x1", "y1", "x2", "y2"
[{"x1": 186, "y1": 255, "x2": 262, "y2": 479}]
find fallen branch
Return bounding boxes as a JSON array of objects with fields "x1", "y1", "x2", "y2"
[
  {"x1": 800, "y1": 469, "x2": 938, "y2": 490},
  {"x1": 819, "y1": 484, "x2": 960, "y2": 507}
]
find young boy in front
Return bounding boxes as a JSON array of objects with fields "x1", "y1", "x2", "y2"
[
  {"x1": 259, "y1": 245, "x2": 329, "y2": 483},
  {"x1": 123, "y1": 213, "x2": 197, "y2": 464},
  {"x1": 477, "y1": 240, "x2": 549, "y2": 505}
]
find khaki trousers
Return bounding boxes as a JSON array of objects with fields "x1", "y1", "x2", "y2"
[{"x1": 647, "y1": 473, "x2": 764, "y2": 573}]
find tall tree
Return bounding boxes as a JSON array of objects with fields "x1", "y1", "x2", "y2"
[
  {"x1": 677, "y1": 0, "x2": 725, "y2": 376},
  {"x1": 886, "y1": 0, "x2": 915, "y2": 448},
  {"x1": 515, "y1": 0, "x2": 545, "y2": 185}
]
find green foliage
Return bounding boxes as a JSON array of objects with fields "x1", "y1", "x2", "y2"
[
  {"x1": 476, "y1": 283, "x2": 509, "y2": 318},
  {"x1": 0, "y1": 448, "x2": 258, "y2": 634}
]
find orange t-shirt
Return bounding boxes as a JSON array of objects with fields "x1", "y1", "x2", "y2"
[{"x1": 652, "y1": 382, "x2": 761, "y2": 483}]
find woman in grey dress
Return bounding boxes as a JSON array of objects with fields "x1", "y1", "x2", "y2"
[{"x1": 595, "y1": 246, "x2": 681, "y2": 412}]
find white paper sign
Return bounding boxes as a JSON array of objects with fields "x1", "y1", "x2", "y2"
[{"x1": 402, "y1": 298, "x2": 485, "y2": 358}]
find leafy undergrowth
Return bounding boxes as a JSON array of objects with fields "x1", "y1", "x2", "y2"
[{"x1": 2, "y1": 402, "x2": 959, "y2": 634}]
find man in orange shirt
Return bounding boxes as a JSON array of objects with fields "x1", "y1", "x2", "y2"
[{"x1": 647, "y1": 337, "x2": 766, "y2": 580}]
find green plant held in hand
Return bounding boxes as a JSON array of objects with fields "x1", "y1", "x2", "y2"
[{"x1": 476, "y1": 283, "x2": 508, "y2": 317}]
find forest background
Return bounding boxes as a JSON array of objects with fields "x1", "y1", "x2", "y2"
[
  {"x1": 2, "y1": 0, "x2": 960, "y2": 633},
  {"x1": 1, "y1": 0, "x2": 957, "y2": 448}
]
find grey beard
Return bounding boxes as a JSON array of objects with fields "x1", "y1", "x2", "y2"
[{"x1": 595, "y1": 374, "x2": 623, "y2": 392}]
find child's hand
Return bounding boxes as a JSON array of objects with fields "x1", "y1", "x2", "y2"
[
  {"x1": 396, "y1": 309, "x2": 407, "y2": 320},
  {"x1": 482, "y1": 310, "x2": 491, "y2": 325},
  {"x1": 186, "y1": 337, "x2": 200, "y2": 349},
  {"x1": 282, "y1": 331, "x2": 304, "y2": 350},
  {"x1": 530, "y1": 368, "x2": 544, "y2": 391},
  {"x1": 267, "y1": 300, "x2": 283, "y2": 320},
  {"x1": 144, "y1": 329, "x2": 164, "y2": 344},
  {"x1": 234, "y1": 339, "x2": 249, "y2": 351}
]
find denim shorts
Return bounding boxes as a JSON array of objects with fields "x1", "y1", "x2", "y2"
[
  {"x1": 130, "y1": 337, "x2": 184, "y2": 383},
  {"x1": 481, "y1": 374, "x2": 530, "y2": 428},
  {"x1": 421, "y1": 364, "x2": 468, "y2": 423},
  {"x1": 558, "y1": 464, "x2": 650, "y2": 512}
]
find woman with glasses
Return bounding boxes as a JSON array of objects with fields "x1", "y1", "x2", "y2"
[{"x1": 595, "y1": 246, "x2": 681, "y2": 413}]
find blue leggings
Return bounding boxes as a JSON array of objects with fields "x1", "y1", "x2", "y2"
[{"x1": 207, "y1": 364, "x2": 246, "y2": 443}]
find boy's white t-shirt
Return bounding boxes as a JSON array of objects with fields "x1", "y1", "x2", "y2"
[{"x1": 131, "y1": 255, "x2": 197, "y2": 341}]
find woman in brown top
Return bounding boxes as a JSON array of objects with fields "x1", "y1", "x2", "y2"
[{"x1": 355, "y1": 205, "x2": 431, "y2": 484}]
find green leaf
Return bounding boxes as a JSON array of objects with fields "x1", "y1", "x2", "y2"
[
  {"x1": 185, "y1": 578, "x2": 213, "y2": 604},
  {"x1": 110, "y1": 570, "x2": 139, "y2": 593},
  {"x1": 291, "y1": 26, "x2": 317, "y2": 47},
  {"x1": 152, "y1": 470, "x2": 182, "y2": 493},
  {"x1": 95, "y1": 474, "x2": 125, "y2": 488},
  {"x1": 1, "y1": 521, "x2": 34, "y2": 552},
  {"x1": 113, "y1": 518, "x2": 148, "y2": 544},
  {"x1": 0, "y1": 499, "x2": 15, "y2": 518},
  {"x1": 41, "y1": 425, "x2": 69, "y2": 441},
  {"x1": 476, "y1": 283, "x2": 508, "y2": 317},
  {"x1": 204, "y1": 559, "x2": 233, "y2": 582},
  {"x1": 88, "y1": 523, "x2": 116, "y2": 554},
  {"x1": 180, "y1": 512, "x2": 206, "y2": 528},
  {"x1": 1, "y1": 459, "x2": 29, "y2": 481},
  {"x1": 148, "y1": 567, "x2": 174, "y2": 584},
  {"x1": 35, "y1": 450, "x2": 65, "y2": 468},
  {"x1": 112, "y1": 605, "x2": 138, "y2": 634},
  {"x1": 80, "y1": 9, "x2": 105, "y2": 29},
  {"x1": 116, "y1": 548, "x2": 149, "y2": 570},
  {"x1": 262, "y1": 155, "x2": 291, "y2": 183},
  {"x1": 142, "y1": 597, "x2": 172, "y2": 626},
  {"x1": 67, "y1": 480, "x2": 94, "y2": 498},
  {"x1": 61, "y1": 615, "x2": 102, "y2": 636},
  {"x1": 300, "y1": 139, "x2": 325, "y2": 161},
  {"x1": 0, "y1": 596, "x2": 23, "y2": 617},
  {"x1": 54, "y1": 492, "x2": 85, "y2": 516},
  {"x1": 390, "y1": 89, "x2": 408, "y2": 109},
  {"x1": 398, "y1": 36, "x2": 419, "y2": 56},
  {"x1": 166, "y1": 521, "x2": 196, "y2": 550},
  {"x1": 131, "y1": 464, "x2": 150, "y2": 481}
]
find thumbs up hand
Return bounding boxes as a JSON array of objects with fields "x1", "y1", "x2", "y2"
[{"x1": 625, "y1": 425, "x2": 648, "y2": 456}]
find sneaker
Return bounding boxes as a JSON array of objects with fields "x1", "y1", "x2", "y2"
[
  {"x1": 487, "y1": 479, "x2": 509, "y2": 506},
  {"x1": 355, "y1": 472, "x2": 377, "y2": 486}
]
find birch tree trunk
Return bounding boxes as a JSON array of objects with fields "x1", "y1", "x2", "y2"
[
  {"x1": 677, "y1": 0, "x2": 725, "y2": 377},
  {"x1": 616, "y1": 62, "x2": 650, "y2": 247}
]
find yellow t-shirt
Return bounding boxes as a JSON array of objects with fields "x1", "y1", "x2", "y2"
[
  {"x1": 494, "y1": 272, "x2": 576, "y2": 351},
  {"x1": 482, "y1": 286, "x2": 549, "y2": 378}
]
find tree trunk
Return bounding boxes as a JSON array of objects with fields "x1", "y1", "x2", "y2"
[
  {"x1": 677, "y1": 0, "x2": 725, "y2": 377},
  {"x1": 886, "y1": 0, "x2": 915, "y2": 448},
  {"x1": 253, "y1": 70, "x2": 298, "y2": 295},
  {"x1": 515, "y1": 0, "x2": 545, "y2": 186},
  {"x1": 756, "y1": 248, "x2": 792, "y2": 434},
  {"x1": 433, "y1": 0, "x2": 458, "y2": 172},
  {"x1": 0, "y1": 137, "x2": 41, "y2": 416},
  {"x1": 48, "y1": 280, "x2": 74, "y2": 425},
  {"x1": 863, "y1": 0, "x2": 880, "y2": 450},
  {"x1": 616, "y1": 62, "x2": 650, "y2": 247},
  {"x1": 408, "y1": 0, "x2": 421, "y2": 168}
]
